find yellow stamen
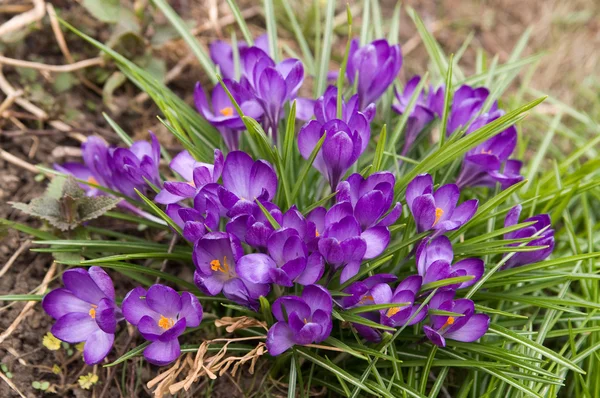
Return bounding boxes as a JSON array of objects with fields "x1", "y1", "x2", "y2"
[
  {"x1": 210, "y1": 256, "x2": 229, "y2": 273},
  {"x1": 386, "y1": 307, "x2": 401, "y2": 317},
  {"x1": 158, "y1": 315, "x2": 175, "y2": 330},
  {"x1": 220, "y1": 107, "x2": 234, "y2": 117},
  {"x1": 187, "y1": 180, "x2": 196, "y2": 187},
  {"x1": 87, "y1": 176, "x2": 98, "y2": 185},
  {"x1": 433, "y1": 207, "x2": 444, "y2": 226},
  {"x1": 88, "y1": 304, "x2": 98, "y2": 319},
  {"x1": 359, "y1": 295, "x2": 374, "y2": 305},
  {"x1": 303, "y1": 318, "x2": 308, "y2": 324},
  {"x1": 315, "y1": 230, "x2": 320, "y2": 237},
  {"x1": 480, "y1": 149, "x2": 492, "y2": 155}
]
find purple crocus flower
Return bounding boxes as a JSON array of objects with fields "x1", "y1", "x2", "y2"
[
  {"x1": 371, "y1": 275, "x2": 427, "y2": 327},
  {"x1": 239, "y1": 46, "x2": 304, "y2": 138},
  {"x1": 346, "y1": 39, "x2": 402, "y2": 108},
  {"x1": 110, "y1": 133, "x2": 162, "y2": 198},
  {"x1": 430, "y1": 84, "x2": 496, "y2": 136},
  {"x1": 503, "y1": 205, "x2": 555, "y2": 269},
  {"x1": 237, "y1": 227, "x2": 325, "y2": 287},
  {"x1": 423, "y1": 291, "x2": 489, "y2": 347},
  {"x1": 336, "y1": 172, "x2": 402, "y2": 258},
  {"x1": 194, "y1": 80, "x2": 263, "y2": 150},
  {"x1": 340, "y1": 274, "x2": 396, "y2": 343},
  {"x1": 218, "y1": 151, "x2": 278, "y2": 217},
  {"x1": 455, "y1": 112, "x2": 523, "y2": 189},
  {"x1": 42, "y1": 267, "x2": 121, "y2": 365},
  {"x1": 210, "y1": 34, "x2": 270, "y2": 80},
  {"x1": 416, "y1": 236, "x2": 484, "y2": 289},
  {"x1": 392, "y1": 76, "x2": 436, "y2": 156},
  {"x1": 156, "y1": 149, "x2": 224, "y2": 205},
  {"x1": 298, "y1": 118, "x2": 370, "y2": 190},
  {"x1": 193, "y1": 232, "x2": 270, "y2": 309},
  {"x1": 226, "y1": 201, "x2": 282, "y2": 248},
  {"x1": 266, "y1": 284, "x2": 333, "y2": 356},
  {"x1": 314, "y1": 85, "x2": 376, "y2": 125},
  {"x1": 406, "y1": 174, "x2": 478, "y2": 236},
  {"x1": 121, "y1": 285, "x2": 203, "y2": 366}
]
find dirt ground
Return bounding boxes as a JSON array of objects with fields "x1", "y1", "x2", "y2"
[{"x1": 0, "y1": 0, "x2": 598, "y2": 397}]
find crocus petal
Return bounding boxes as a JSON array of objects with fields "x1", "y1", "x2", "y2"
[
  {"x1": 272, "y1": 297, "x2": 311, "y2": 322},
  {"x1": 451, "y1": 199, "x2": 479, "y2": 225},
  {"x1": 504, "y1": 205, "x2": 522, "y2": 229},
  {"x1": 355, "y1": 190, "x2": 386, "y2": 229},
  {"x1": 122, "y1": 287, "x2": 157, "y2": 325},
  {"x1": 138, "y1": 315, "x2": 164, "y2": 341},
  {"x1": 411, "y1": 195, "x2": 436, "y2": 232},
  {"x1": 179, "y1": 292, "x2": 203, "y2": 328},
  {"x1": 302, "y1": 284, "x2": 333, "y2": 315},
  {"x1": 445, "y1": 314, "x2": 490, "y2": 342},
  {"x1": 164, "y1": 181, "x2": 196, "y2": 198},
  {"x1": 88, "y1": 266, "x2": 115, "y2": 301},
  {"x1": 266, "y1": 322, "x2": 295, "y2": 356},
  {"x1": 406, "y1": 174, "x2": 433, "y2": 210},
  {"x1": 95, "y1": 298, "x2": 117, "y2": 334},
  {"x1": 340, "y1": 261, "x2": 361, "y2": 283},
  {"x1": 62, "y1": 268, "x2": 107, "y2": 304},
  {"x1": 295, "y1": 253, "x2": 325, "y2": 285},
  {"x1": 159, "y1": 318, "x2": 187, "y2": 342},
  {"x1": 42, "y1": 288, "x2": 90, "y2": 319},
  {"x1": 361, "y1": 227, "x2": 390, "y2": 259},
  {"x1": 237, "y1": 253, "x2": 276, "y2": 284},
  {"x1": 377, "y1": 202, "x2": 402, "y2": 227},
  {"x1": 370, "y1": 283, "x2": 393, "y2": 304},
  {"x1": 144, "y1": 339, "x2": 181, "y2": 366},
  {"x1": 222, "y1": 151, "x2": 253, "y2": 199},
  {"x1": 452, "y1": 258, "x2": 484, "y2": 288},
  {"x1": 395, "y1": 275, "x2": 423, "y2": 296},
  {"x1": 52, "y1": 312, "x2": 99, "y2": 343},
  {"x1": 146, "y1": 285, "x2": 182, "y2": 319},
  {"x1": 83, "y1": 330, "x2": 114, "y2": 365},
  {"x1": 432, "y1": 184, "x2": 460, "y2": 220},
  {"x1": 194, "y1": 271, "x2": 227, "y2": 296},
  {"x1": 249, "y1": 160, "x2": 278, "y2": 200},
  {"x1": 423, "y1": 325, "x2": 446, "y2": 347}
]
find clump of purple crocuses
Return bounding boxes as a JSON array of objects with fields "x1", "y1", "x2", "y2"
[{"x1": 39, "y1": 33, "x2": 554, "y2": 370}]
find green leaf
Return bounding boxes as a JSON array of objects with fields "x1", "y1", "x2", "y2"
[
  {"x1": 135, "y1": 189, "x2": 182, "y2": 236},
  {"x1": 82, "y1": 0, "x2": 121, "y2": 23}
]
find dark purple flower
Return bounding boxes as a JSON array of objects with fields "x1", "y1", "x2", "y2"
[
  {"x1": 298, "y1": 118, "x2": 370, "y2": 190},
  {"x1": 217, "y1": 150, "x2": 278, "y2": 219},
  {"x1": 315, "y1": 203, "x2": 367, "y2": 283},
  {"x1": 503, "y1": 205, "x2": 555, "y2": 269},
  {"x1": 239, "y1": 47, "x2": 304, "y2": 138},
  {"x1": 423, "y1": 292, "x2": 489, "y2": 347},
  {"x1": 194, "y1": 80, "x2": 263, "y2": 150},
  {"x1": 226, "y1": 200, "x2": 282, "y2": 248},
  {"x1": 193, "y1": 232, "x2": 270, "y2": 309},
  {"x1": 336, "y1": 172, "x2": 402, "y2": 258},
  {"x1": 416, "y1": 236, "x2": 484, "y2": 289},
  {"x1": 455, "y1": 111, "x2": 523, "y2": 189},
  {"x1": 42, "y1": 267, "x2": 121, "y2": 365},
  {"x1": 346, "y1": 39, "x2": 402, "y2": 108},
  {"x1": 314, "y1": 85, "x2": 376, "y2": 125},
  {"x1": 156, "y1": 149, "x2": 224, "y2": 205},
  {"x1": 371, "y1": 275, "x2": 427, "y2": 327},
  {"x1": 237, "y1": 227, "x2": 325, "y2": 287},
  {"x1": 392, "y1": 76, "x2": 436, "y2": 156},
  {"x1": 110, "y1": 133, "x2": 162, "y2": 198},
  {"x1": 430, "y1": 84, "x2": 496, "y2": 136},
  {"x1": 266, "y1": 284, "x2": 333, "y2": 356},
  {"x1": 210, "y1": 34, "x2": 270, "y2": 80},
  {"x1": 121, "y1": 285, "x2": 203, "y2": 366},
  {"x1": 406, "y1": 174, "x2": 478, "y2": 236}
]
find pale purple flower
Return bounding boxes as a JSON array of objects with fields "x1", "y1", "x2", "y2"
[
  {"x1": 121, "y1": 285, "x2": 203, "y2": 366},
  {"x1": 416, "y1": 236, "x2": 484, "y2": 289},
  {"x1": 266, "y1": 285, "x2": 333, "y2": 356},
  {"x1": 210, "y1": 34, "x2": 270, "y2": 80},
  {"x1": 406, "y1": 174, "x2": 478, "y2": 236},
  {"x1": 42, "y1": 267, "x2": 121, "y2": 365},
  {"x1": 346, "y1": 39, "x2": 402, "y2": 108},
  {"x1": 193, "y1": 232, "x2": 270, "y2": 309},
  {"x1": 423, "y1": 291, "x2": 489, "y2": 347},
  {"x1": 503, "y1": 205, "x2": 555, "y2": 269}
]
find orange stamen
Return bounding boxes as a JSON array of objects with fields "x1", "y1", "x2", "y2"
[
  {"x1": 433, "y1": 207, "x2": 444, "y2": 226},
  {"x1": 220, "y1": 107, "x2": 234, "y2": 117},
  {"x1": 315, "y1": 230, "x2": 320, "y2": 237},
  {"x1": 88, "y1": 304, "x2": 98, "y2": 319},
  {"x1": 158, "y1": 315, "x2": 175, "y2": 330},
  {"x1": 87, "y1": 176, "x2": 98, "y2": 185},
  {"x1": 386, "y1": 307, "x2": 401, "y2": 317},
  {"x1": 210, "y1": 257, "x2": 229, "y2": 273}
]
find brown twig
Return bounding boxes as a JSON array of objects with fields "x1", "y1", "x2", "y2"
[
  {"x1": 0, "y1": 240, "x2": 31, "y2": 279},
  {"x1": 0, "y1": 0, "x2": 45, "y2": 37},
  {"x1": 0, "y1": 370, "x2": 26, "y2": 398},
  {"x1": 0, "y1": 148, "x2": 40, "y2": 174},
  {"x1": 0, "y1": 55, "x2": 105, "y2": 73},
  {"x1": 0, "y1": 261, "x2": 57, "y2": 345}
]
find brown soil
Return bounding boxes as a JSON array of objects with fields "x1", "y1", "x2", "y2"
[{"x1": 0, "y1": 0, "x2": 598, "y2": 397}]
